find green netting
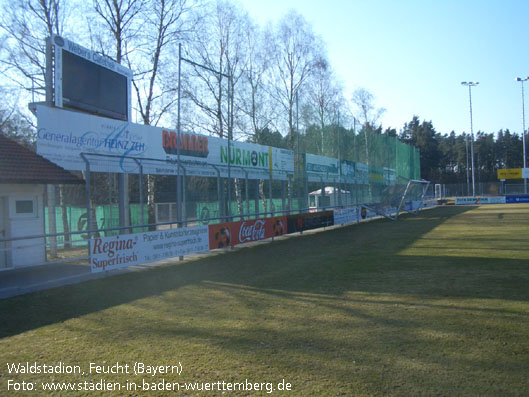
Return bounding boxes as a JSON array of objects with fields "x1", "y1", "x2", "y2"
[
  {"x1": 44, "y1": 204, "x2": 149, "y2": 246},
  {"x1": 47, "y1": 126, "x2": 422, "y2": 235},
  {"x1": 297, "y1": 126, "x2": 422, "y2": 211}
]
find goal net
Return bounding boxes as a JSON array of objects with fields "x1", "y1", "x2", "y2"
[{"x1": 361, "y1": 178, "x2": 431, "y2": 221}]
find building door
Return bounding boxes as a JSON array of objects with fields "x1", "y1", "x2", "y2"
[{"x1": 0, "y1": 197, "x2": 8, "y2": 268}]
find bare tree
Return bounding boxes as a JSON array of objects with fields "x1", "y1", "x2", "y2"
[
  {"x1": 182, "y1": 0, "x2": 255, "y2": 216},
  {"x1": 128, "y1": 0, "x2": 196, "y2": 127},
  {"x1": 351, "y1": 88, "x2": 386, "y2": 173},
  {"x1": 267, "y1": 10, "x2": 324, "y2": 149},
  {"x1": 0, "y1": 0, "x2": 72, "y2": 118},
  {"x1": 351, "y1": 87, "x2": 385, "y2": 130},
  {"x1": 184, "y1": 0, "x2": 250, "y2": 139},
  {"x1": 304, "y1": 60, "x2": 345, "y2": 154},
  {"x1": 238, "y1": 19, "x2": 278, "y2": 141},
  {"x1": 91, "y1": 0, "x2": 145, "y2": 63}
]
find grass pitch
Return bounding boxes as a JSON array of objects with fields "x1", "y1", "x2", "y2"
[{"x1": 1, "y1": 204, "x2": 529, "y2": 396}]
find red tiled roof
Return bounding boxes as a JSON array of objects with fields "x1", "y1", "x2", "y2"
[{"x1": 0, "y1": 134, "x2": 84, "y2": 184}]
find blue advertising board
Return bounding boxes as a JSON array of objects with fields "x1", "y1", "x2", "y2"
[{"x1": 505, "y1": 195, "x2": 529, "y2": 204}]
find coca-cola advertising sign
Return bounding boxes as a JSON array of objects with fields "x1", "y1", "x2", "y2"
[{"x1": 208, "y1": 216, "x2": 287, "y2": 249}]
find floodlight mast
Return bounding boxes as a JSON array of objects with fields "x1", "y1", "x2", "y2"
[
  {"x1": 516, "y1": 77, "x2": 528, "y2": 194},
  {"x1": 461, "y1": 81, "x2": 479, "y2": 197}
]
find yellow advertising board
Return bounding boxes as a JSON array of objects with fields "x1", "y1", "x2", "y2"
[{"x1": 497, "y1": 168, "x2": 522, "y2": 179}]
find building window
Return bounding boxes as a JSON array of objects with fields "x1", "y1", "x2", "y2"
[
  {"x1": 16, "y1": 200, "x2": 34, "y2": 214},
  {"x1": 11, "y1": 197, "x2": 38, "y2": 218}
]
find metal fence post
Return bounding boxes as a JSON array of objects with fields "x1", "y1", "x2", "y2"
[
  {"x1": 80, "y1": 154, "x2": 91, "y2": 241},
  {"x1": 133, "y1": 159, "x2": 145, "y2": 229},
  {"x1": 269, "y1": 173, "x2": 273, "y2": 217}
]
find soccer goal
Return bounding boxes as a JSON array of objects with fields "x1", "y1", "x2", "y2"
[
  {"x1": 360, "y1": 179, "x2": 431, "y2": 221},
  {"x1": 396, "y1": 179, "x2": 431, "y2": 218}
]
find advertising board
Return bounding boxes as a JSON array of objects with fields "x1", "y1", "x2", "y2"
[
  {"x1": 455, "y1": 197, "x2": 506, "y2": 205},
  {"x1": 497, "y1": 168, "x2": 522, "y2": 180},
  {"x1": 341, "y1": 160, "x2": 355, "y2": 182},
  {"x1": 355, "y1": 162, "x2": 369, "y2": 184},
  {"x1": 36, "y1": 105, "x2": 294, "y2": 179},
  {"x1": 505, "y1": 195, "x2": 529, "y2": 204},
  {"x1": 286, "y1": 211, "x2": 334, "y2": 233},
  {"x1": 90, "y1": 225, "x2": 209, "y2": 273},
  {"x1": 305, "y1": 153, "x2": 339, "y2": 182},
  {"x1": 208, "y1": 216, "x2": 287, "y2": 249},
  {"x1": 383, "y1": 167, "x2": 397, "y2": 185},
  {"x1": 333, "y1": 207, "x2": 359, "y2": 225}
]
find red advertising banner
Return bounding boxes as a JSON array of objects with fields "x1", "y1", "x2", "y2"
[{"x1": 209, "y1": 216, "x2": 287, "y2": 249}]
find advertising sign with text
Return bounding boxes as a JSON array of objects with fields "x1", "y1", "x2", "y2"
[
  {"x1": 90, "y1": 226, "x2": 209, "y2": 273},
  {"x1": 36, "y1": 105, "x2": 294, "y2": 179},
  {"x1": 355, "y1": 162, "x2": 369, "y2": 184},
  {"x1": 305, "y1": 153, "x2": 339, "y2": 182},
  {"x1": 208, "y1": 216, "x2": 287, "y2": 249},
  {"x1": 497, "y1": 168, "x2": 522, "y2": 180},
  {"x1": 286, "y1": 211, "x2": 334, "y2": 233},
  {"x1": 505, "y1": 195, "x2": 529, "y2": 204},
  {"x1": 333, "y1": 207, "x2": 359, "y2": 225},
  {"x1": 455, "y1": 197, "x2": 506, "y2": 205}
]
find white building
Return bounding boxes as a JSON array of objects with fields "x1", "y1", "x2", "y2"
[{"x1": 0, "y1": 134, "x2": 83, "y2": 269}]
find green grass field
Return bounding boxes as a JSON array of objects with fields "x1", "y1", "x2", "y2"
[{"x1": 1, "y1": 204, "x2": 529, "y2": 396}]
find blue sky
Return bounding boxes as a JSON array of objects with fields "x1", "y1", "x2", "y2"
[{"x1": 238, "y1": 0, "x2": 529, "y2": 136}]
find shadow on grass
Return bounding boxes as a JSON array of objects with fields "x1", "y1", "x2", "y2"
[
  {"x1": 2, "y1": 206, "x2": 529, "y2": 395},
  {"x1": 4, "y1": 204, "x2": 527, "y2": 341}
]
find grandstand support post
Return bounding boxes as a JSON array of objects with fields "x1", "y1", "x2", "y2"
[
  {"x1": 227, "y1": 75, "x2": 233, "y2": 221},
  {"x1": 303, "y1": 164, "x2": 308, "y2": 211},
  {"x1": 47, "y1": 184, "x2": 57, "y2": 259},
  {"x1": 337, "y1": 180, "x2": 341, "y2": 207},
  {"x1": 118, "y1": 174, "x2": 130, "y2": 235},
  {"x1": 81, "y1": 153, "x2": 91, "y2": 241},
  {"x1": 320, "y1": 177, "x2": 325, "y2": 209},
  {"x1": 245, "y1": 171, "x2": 249, "y2": 218},
  {"x1": 133, "y1": 159, "x2": 145, "y2": 229},
  {"x1": 287, "y1": 176, "x2": 292, "y2": 211},
  {"x1": 281, "y1": 180, "x2": 286, "y2": 213},
  {"x1": 269, "y1": 173, "x2": 273, "y2": 217},
  {"x1": 176, "y1": 43, "x2": 183, "y2": 228},
  {"x1": 177, "y1": 163, "x2": 187, "y2": 261},
  {"x1": 254, "y1": 179, "x2": 259, "y2": 217},
  {"x1": 180, "y1": 164, "x2": 187, "y2": 226},
  {"x1": 211, "y1": 166, "x2": 223, "y2": 220}
]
